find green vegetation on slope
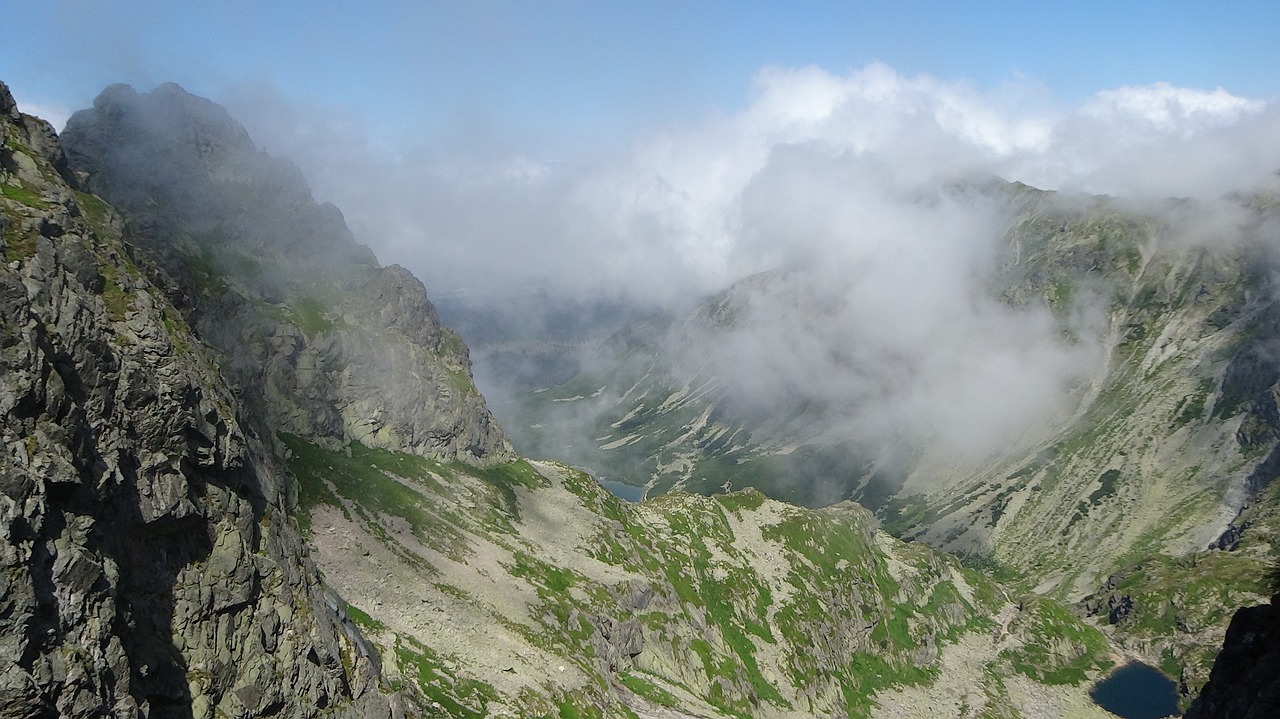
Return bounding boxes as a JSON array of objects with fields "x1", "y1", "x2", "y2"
[
  {"x1": 394, "y1": 635, "x2": 499, "y2": 719},
  {"x1": 283, "y1": 433, "x2": 1120, "y2": 718},
  {"x1": 998, "y1": 597, "x2": 1114, "y2": 685}
]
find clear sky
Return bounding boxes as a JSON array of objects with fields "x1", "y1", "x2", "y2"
[{"x1": 3, "y1": 0, "x2": 1279, "y2": 141}]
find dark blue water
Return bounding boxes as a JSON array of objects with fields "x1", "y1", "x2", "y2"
[
  {"x1": 1090, "y1": 662, "x2": 1180, "y2": 719},
  {"x1": 599, "y1": 479, "x2": 646, "y2": 502}
]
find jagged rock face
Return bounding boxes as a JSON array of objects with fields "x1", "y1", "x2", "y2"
[
  {"x1": 60, "y1": 83, "x2": 513, "y2": 465},
  {"x1": 0, "y1": 82, "x2": 398, "y2": 719},
  {"x1": 1185, "y1": 595, "x2": 1280, "y2": 719}
]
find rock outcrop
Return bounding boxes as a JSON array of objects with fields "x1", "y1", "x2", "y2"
[
  {"x1": 60, "y1": 83, "x2": 512, "y2": 465},
  {"x1": 1184, "y1": 593, "x2": 1280, "y2": 719},
  {"x1": 1, "y1": 81, "x2": 401, "y2": 718}
]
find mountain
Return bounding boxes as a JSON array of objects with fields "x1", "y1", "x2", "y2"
[
  {"x1": 281, "y1": 434, "x2": 1121, "y2": 718},
  {"x1": 900, "y1": 187, "x2": 1280, "y2": 692},
  {"x1": 1184, "y1": 584, "x2": 1280, "y2": 718},
  {"x1": 0, "y1": 80, "x2": 1150, "y2": 718},
  {"x1": 501, "y1": 269, "x2": 929, "y2": 509},
  {"x1": 510, "y1": 178, "x2": 1280, "y2": 698},
  {"x1": 60, "y1": 83, "x2": 513, "y2": 466},
  {"x1": 0, "y1": 81, "x2": 402, "y2": 718}
]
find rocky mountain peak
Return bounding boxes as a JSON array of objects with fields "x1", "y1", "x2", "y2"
[
  {"x1": 1, "y1": 82, "x2": 404, "y2": 718},
  {"x1": 64, "y1": 83, "x2": 368, "y2": 267},
  {"x1": 0, "y1": 81, "x2": 19, "y2": 119},
  {"x1": 0, "y1": 82, "x2": 74, "y2": 191},
  {"x1": 75, "y1": 82, "x2": 258, "y2": 173},
  {"x1": 60, "y1": 82, "x2": 514, "y2": 465}
]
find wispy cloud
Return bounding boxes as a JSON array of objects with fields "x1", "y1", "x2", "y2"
[
  {"x1": 214, "y1": 64, "x2": 1277, "y2": 462},
  {"x1": 224, "y1": 63, "x2": 1276, "y2": 307}
]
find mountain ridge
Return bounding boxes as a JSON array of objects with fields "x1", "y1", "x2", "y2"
[
  {"x1": 5, "y1": 77, "x2": 1276, "y2": 717},
  {"x1": 0, "y1": 79, "x2": 405, "y2": 718},
  {"x1": 59, "y1": 82, "x2": 513, "y2": 466},
  {"x1": 505, "y1": 167, "x2": 1280, "y2": 699}
]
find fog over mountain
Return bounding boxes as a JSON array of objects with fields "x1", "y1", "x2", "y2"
[
  {"x1": 227, "y1": 64, "x2": 1280, "y2": 302},
  {"x1": 213, "y1": 63, "x2": 1280, "y2": 467},
  {"x1": 5, "y1": 2, "x2": 1280, "y2": 705}
]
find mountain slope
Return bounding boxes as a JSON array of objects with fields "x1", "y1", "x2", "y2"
[
  {"x1": 504, "y1": 270, "x2": 935, "y2": 509},
  {"x1": 60, "y1": 83, "x2": 512, "y2": 466},
  {"x1": 0, "y1": 81, "x2": 401, "y2": 718},
  {"x1": 284, "y1": 434, "x2": 1121, "y2": 719},
  {"x1": 901, "y1": 187, "x2": 1277, "y2": 593},
  {"x1": 510, "y1": 179, "x2": 1280, "y2": 700},
  {"x1": 513, "y1": 181, "x2": 1280, "y2": 587},
  {"x1": 3, "y1": 80, "x2": 1153, "y2": 718}
]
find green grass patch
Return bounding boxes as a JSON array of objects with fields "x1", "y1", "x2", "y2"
[
  {"x1": 288, "y1": 295, "x2": 335, "y2": 337},
  {"x1": 101, "y1": 276, "x2": 132, "y2": 322},
  {"x1": 717, "y1": 488, "x2": 767, "y2": 513},
  {"x1": 280, "y1": 433, "x2": 463, "y2": 551},
  {"x1": 509, "y1": 551, "x2": 580, "y2": 594},
  {"x1": 878, "y1": 494, "x2": 936, "y2": 538},
  {"x1": 841, "y1": 652, "x2": 936, "y2": 718},
  {"x1": 73, "y1": 191, "x2": 115, "y2": 237},
  {"x1": 552, "y1": 697, "x2": 605, "y2": 719},
  {"x1": 618, "y1": 672, "x2": 680, "y2": 708},
  {"x1": 281, "y1": 433, "x2": 555, "y2": 552},
  {"x1": 446, "y1": 366, "x2": 478, "y2": 396},
  {"x1": 394, "y1": 636, "x2": 497, "y2": 719},
  {"x1": 1, "y1": 182, "x2": 49, "y2": 208},
  {"x1": 2, "y1": 221, "x2": 37, "y2": 262},
  {"x1": 1000, "y1": 597, "x2": 1113, "y2": 686},
  {"x1": 1171, "y1": 384, "x2": 1210, "y2": 429},
  {"x1": 1088, "y1": 469, "x2": 1121, "y2": 506},
  {"x1": 343, "y1": 601, "x2": 385, "y2": 632}
]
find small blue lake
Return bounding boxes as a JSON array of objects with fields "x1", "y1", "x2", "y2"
[
  {"x1": 1090, "y1": 662, "x2": 1180, "y2": 719},
  {"x1": 599, "y1": 479, "x2": 646, "y2": 503}
]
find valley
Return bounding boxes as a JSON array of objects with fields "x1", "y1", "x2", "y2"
[{"x1": 2, "y1": 77, "x2": 1277, "y2": 719}]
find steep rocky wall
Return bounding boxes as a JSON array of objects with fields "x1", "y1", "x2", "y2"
[
  {"x1": 1184, "y1": 592, "x2": 1280, "y2": 718},
  {"x1": 0, "y1": 81, "x2": 400, "y2": 719},
  {"x1": 60, "y1": 83, "x2": 512, "y2": 465}
]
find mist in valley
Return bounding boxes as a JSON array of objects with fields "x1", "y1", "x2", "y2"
[{"x1": 211, "y1": 64, "x2": 1280, "y2": 494}]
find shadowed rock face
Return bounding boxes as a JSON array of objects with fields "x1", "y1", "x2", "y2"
[
  {"x1": 1185, "y1": 595, "x2": 1280, "y2": 719},
  {"x1": 0, "y1": 81, "x2": 402, "y2": 718},
  {"x1": 60, "y1": 82, "x2": 513, "y2": 466}
]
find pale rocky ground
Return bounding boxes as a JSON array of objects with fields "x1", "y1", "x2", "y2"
[
  {"x1": 304, "y1": 454, "x2": 1122, "y2": 718},
  {"x1": 871, "y1": 608, "x2": 1115, "y2": 719}
]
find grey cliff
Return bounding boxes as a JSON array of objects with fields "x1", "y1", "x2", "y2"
[
  {"x1": 1, "y1": 81, "x2": 405, "y2": 719},
  {"x1": 59, "y1": 83, "x2": 513, "y2": 465}
]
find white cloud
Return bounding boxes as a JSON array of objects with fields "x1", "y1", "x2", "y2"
[
  {"x1": 225, "y1": 64, "x2": 1279, "y2": 306},
  {"x1": 216, "y1": 62, "x2": 1280, "y2": 475},
  {"x1": 1082, "y1": 82, "x2": 1265, "y2": 135}
]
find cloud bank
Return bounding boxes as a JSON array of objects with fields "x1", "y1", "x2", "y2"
[
  {"x1": 219, "y1": 63, "x2": 1279, "y2": 466},
  {"x1": 224, "y1": 63, "x2": 1279, "y2": 308}
]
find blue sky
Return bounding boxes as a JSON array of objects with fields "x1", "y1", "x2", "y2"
[{"x1": 3, "y1": 0, "x2": 1279, "y2": 141}]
